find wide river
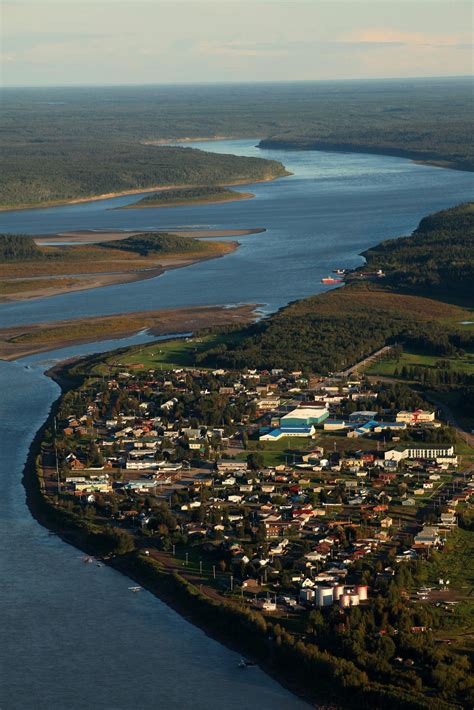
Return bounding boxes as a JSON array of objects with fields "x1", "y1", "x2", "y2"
[
  {"x1": 0, "y1": 138, "x2": 472, "y2": 327},
  {"x1": 0, "y1": 140, "x2": 472, "y2": 709}
]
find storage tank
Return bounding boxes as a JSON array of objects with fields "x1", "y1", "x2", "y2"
[
  {"x1": 316, "y1": 586, "x2": 334, "y2": 607},
  {"x1": 350, "y1": 593, "x2": 360, "y2": 607},
  {"x1": 339, "y1": 594, "x2": 351, "y2": 608},
  {"x1": 356, "y1": 585, "x2": 368, "y2": 601},
  {"x1": 333, "y1": 584, "x2": 345, "y2": 601}
]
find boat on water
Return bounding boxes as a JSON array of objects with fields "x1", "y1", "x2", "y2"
[
  {"x1": 321, "y1": 276, "x2": 343, "y2": 284},
  {"x1": 238, "y1": 658, "x2": 255, "y2": 668}
]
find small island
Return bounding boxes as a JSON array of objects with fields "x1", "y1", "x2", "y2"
[
  {"x1": 121, "y1": 185, "x2": 254, "y2": 209},
  {"x1": 0, "y1": 231, "x2": 238, "y2": 301}
]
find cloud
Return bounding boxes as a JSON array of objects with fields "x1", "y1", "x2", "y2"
[
  {"x1": 195, "y1": 40, "x2": 289, "y2": 58},
  {"x1": 339, "y1": 27, "x2": 471, "y2": 50}
]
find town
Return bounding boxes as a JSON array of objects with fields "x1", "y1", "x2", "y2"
[{"x1": 38, "y1": 345, "x2": 473, "y2": 689}]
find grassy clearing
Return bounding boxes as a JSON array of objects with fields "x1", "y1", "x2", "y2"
[
  {"x1": 0, "y1": 277, "x2": 80, "y2": 295},
  {"x1": 365, "y1": 348, "x2": 474, "y2": 377},
  {"x1": 237, "y1": 437, "x2": 316, "y2": 467},
  {"x1": 297, "y1": 283, "x2": 473, "y2": 325},
  {"x1": 104, "y1": 332, "x2": 239, "y2": 370},
  {"x1": 427, "y1": 528, "x2": 474, "y2": 594}
]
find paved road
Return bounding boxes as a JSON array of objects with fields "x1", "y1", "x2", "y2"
[{"x1": 339, "y1": 345, "x2": 393, "y2": 378}]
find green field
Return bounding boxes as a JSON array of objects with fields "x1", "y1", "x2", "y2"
[
  {"x1": 236, "y1": 436, "x2": 315, "y2": 467},
  {"x1": 365, "y1": 348, "x2": 474, "y2": 377},
  {"x1": 102, "y1": 333, "x2": 234, "y2": 371}
]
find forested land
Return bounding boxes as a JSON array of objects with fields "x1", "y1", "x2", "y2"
[
  {"x1": 99, "y1": 232, "x2": 207, "y2": 256},
  {"x1": 1, "y1": 78, "x2": 472, "y2": 208},
  {"x1": 196, "y1": 204, "x2": 474, "y2": 374},
  {"x1": 0, "y1": 143, "x2": 286, "y2": 209},
  {"x1": 0, "y1": 232, "x2": 208, "y2": 264},
  {"x1": 124, "y1": 186, "x2": 249, "y2": 208},
  {"x1": 0, "y1": 234, "x2": 43, "y2": 261},
  {"x1": 362, "y1": 203, "x2": 474, "y2": 302}
]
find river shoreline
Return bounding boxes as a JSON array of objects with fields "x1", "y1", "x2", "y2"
[
  {"x1": 20, "y1": 355, "x2": 321, "y2": 710},
  {"x1": 0, "y1": 303, "x2": 259, "y2": 360},
  {"x1": 0, "y1": 173, "x2": 289, "y2": 213},
  {"x1": 0, "y1": 239, "x2": 239, "y2": 303},
  {"x1": 257, "y1": 138, "x2": 473, "y2": 173},
  {"x1": 116, "y1": 190, "x2": 255, "y2": 210}
]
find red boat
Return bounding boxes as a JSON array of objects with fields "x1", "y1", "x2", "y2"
[{"x1": 321, "y1": 276, "x2": 343, "y2": 284}]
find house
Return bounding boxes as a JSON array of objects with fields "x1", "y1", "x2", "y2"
[
  {"x1": 73, "y1": 479, "x2": 112, "y2": 494},
  {"x1": 323, "y1": 419, "x2": 350, "y2": 431},
  {"x1": 256, "y1": 396, "x2": 281, "y2": 411},
  {"x1": 414, "y1": 526, "x2": 441, "y2": 547},
  {"x1": 396, "y1": 409, "x2": 435, "y2": 425}
]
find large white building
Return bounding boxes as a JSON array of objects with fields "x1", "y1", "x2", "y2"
[{"x1": 385, "y1": 445, "x2": 456, "y2": 463}]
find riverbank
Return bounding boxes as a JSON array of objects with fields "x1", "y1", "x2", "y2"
[
  {"x1": 257, "y1": 139, "x2": 473, "y2": 173},
  {"x1": 117, "y1": 187, "x2": 255, "y2": 210},
  {"x1": 34, "y1": 227, "x2": 266, "y2": 245},
  {"x1": 17, "y1": 201, "x2": 473, "y2": 710},
  {"x1": 20, "y1": 356, "x2": 320, "y2": 710},
  {"x1": 0, "y1": 237, "x2": 238, "y2": 303},
  {"x1": 0, "y1": 303, "x2": 259, "y2": 360},
  {"x1": 22, "y1": 347, "x2": 455, "y2": 710},
  {"x1": 0, "y1": 173, "x2": 289, "y2": 213}
]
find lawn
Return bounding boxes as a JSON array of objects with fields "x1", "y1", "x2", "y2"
[
  {"x1": 105, "y1": 333, "x2": 233, "y2": 370},
  {"x1": 235, "y1": 436, "x2": 316, "y2": 467},
  {"x1": 365, "y1": 348, "x2": 474, "y2": 377}
]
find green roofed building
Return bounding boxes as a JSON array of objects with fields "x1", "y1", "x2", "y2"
[{"x1": 280, "y1": 407, "x2": 329, "y2": 429}]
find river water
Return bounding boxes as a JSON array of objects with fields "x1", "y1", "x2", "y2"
[
  {"x1": 0, "y1": 336, "x2": 307, "y2": 710},
  {"x1": 0, "y1": 139, "x2": 472, "y2": 327},
  {"x1": 0, "y1": 140, "x2": 473, "y2": 708}
]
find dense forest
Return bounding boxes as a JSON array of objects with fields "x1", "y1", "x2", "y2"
[
  {"x1": 100, "y1": 232, "x2": 206, "y2": 256},
  {"x1": 362, "y1": 203, "x2": 474, "y2": 303},
  {"x1": 0, "y1": 143, "x2": 286, "y2": 209},
  {"x1": 126, "y1": 186, "x2": 247, "y2": 208},
  {"x1": 197, "y1": 204, "x2": 474, "y2": 374},
  {"x1": 1, "y1": 78, "x2": 472, "y2": 208},
  {"x1": 0, "y1": 234, "x2": 43, "y2": 261},
  {"x1": 197, "y1": 286, "x2": 417, "y2": 373}
]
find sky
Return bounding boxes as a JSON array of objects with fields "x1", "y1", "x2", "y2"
[{"x1": 2, "y1": 0, "x2": 473, "y2": 87}]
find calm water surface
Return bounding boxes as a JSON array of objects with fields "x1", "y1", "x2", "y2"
[
  {"x1": 0, "y1": 141, "x2": 472, "y2": 708},
  {"x1": 0, "y1": 335, "x2": 308, "y2": 710},
  {"x1": 0, "y1": 139, "x2": 472, "y2": 328}
]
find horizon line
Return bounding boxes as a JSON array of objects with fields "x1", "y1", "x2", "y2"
[{"x1": 1, "y1": 74, "x2": 473, "y2": 91}]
